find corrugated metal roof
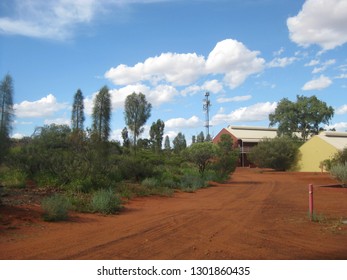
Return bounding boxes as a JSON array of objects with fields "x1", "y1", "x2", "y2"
[
  {"x1": 225, "y1": 125, "x2": 277, "y2": 142},
  {"x1": 317, "y1": 131, "x2": 347, "y2": 150}
]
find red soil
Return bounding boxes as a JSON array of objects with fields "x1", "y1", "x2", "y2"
[{"x1": 1, "y1": 168, "x2": 346, "y2": 260}]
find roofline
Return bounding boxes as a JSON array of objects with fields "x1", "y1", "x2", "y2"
[{"x1": 227, "y1": 125, "x2": 277, "y2": 131}]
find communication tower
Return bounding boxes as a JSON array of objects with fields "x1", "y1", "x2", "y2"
[{"x1": 203, "y1": 92, "x2": 211, "y2": 138}]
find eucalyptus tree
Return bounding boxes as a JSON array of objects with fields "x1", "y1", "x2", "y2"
[
  {"x1": 124, "y1": 92, "x2": 152, "y2": 150},
  {"x1": 269, "y1": 95, "x2": 334, "y2": 141},
  {"x1": 149, "y1": 119, "x2": 165, "y2": 153},
  {"x1": 0, "y1": 74, "x2": 14, "y2": 163},
  {"x1": 164, "y1": 135, "x2": 171, "y2": 150},
  {"x1": 173, "y1": 132, "x2": 187, "y2": 153},
  {"x1": 92, "y1": 86, "x2": 111, "y2": 142},
  {"x1": 71, "y1": 89, "x2": 85, "y2": 132}
]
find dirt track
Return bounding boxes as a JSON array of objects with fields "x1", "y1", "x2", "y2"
[{"x1": 1, "y1": 168, "x2": 347, "y2": 260}]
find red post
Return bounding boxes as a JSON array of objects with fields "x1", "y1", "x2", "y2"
[{"x1": 309, "y1": 184, "x2": 314, "y2": 221}]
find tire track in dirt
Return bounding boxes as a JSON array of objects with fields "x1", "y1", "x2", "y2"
[{"x1": 1, "y1": 168, "x2": 346, "y2": 259}]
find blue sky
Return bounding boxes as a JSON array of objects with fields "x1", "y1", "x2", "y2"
[{"x1": 1, "y1": 0, "x2": 347, "y2": 144}]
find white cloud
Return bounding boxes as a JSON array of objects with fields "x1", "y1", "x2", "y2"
[
  {"x1": 324, "y1": 122, "x2": 347, "y2": 132},
  {"x1": 217, "y1": 95, "x2": 252, "y2": 103},
  {"x1": 273, "y1": 47, "x2": 285, "y2": 57},
  {"x1": 11, "y1": 133, "x2": 25, "y2": 139},
  {"x1": 336, "y1": 105, "x2": 347, "y2": 115},
  {"x1": 335, "y1": 74, "x2": 347, "y2": 79},
  {"x1": 85, "y1": 83, "x2": 178, "y2": 116},
  {"x1": 211, "y1": 102, "x2": 277, "y2": 125},
  {"x1": 0, "y1": 0, "x2": 98, "y2": 40},
  {"x1": 165, "y1": 116, "x2": 202, "y2": 129},
  {"x1": 267, "y1": 57, "x2": 297, "y2": 68},
  {"x1": 312, "y1": 59, "x2": 336, "y2": 73},
  {"x1": 206, "y1": 39, "x2": 265, "y2": 88},
  {"x1": 106, "y1": 38, "x2": 264, "y2": 90},
  {"x1": 147, "y1": 84, "x2": 178, "y2": 106},
  {"x1": 302, "y1": 75, "x2": 332, "y2": 91},
  {"x1": 0, "y1": 0, "x2": 170, "y2": 40},
  {"x1": 44, "y1": 117, "x2": 71, "y2": 126},
  {"x1": 14, "y1": 94, "x2": 69, "y2": 118},
  {"x1": 305, "y1": 59, "x2": 320, "y2": 67},
  {"x1": 181, "y1": 79, "x2": 223, "y2": 96},
  {"x1": 287, "y1": 0, "x2": 347, "y2": 50},
  {"x1": 105, "y1": 52, "x2": 206, "y2": 86}
]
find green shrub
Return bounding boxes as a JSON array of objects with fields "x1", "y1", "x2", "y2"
[
  {"x1": 0, "y1": 168, "x2": 27, "y2": 188},
  {"x1": 330, "y1": 163, "x2": 347, "y2": 186},
  {"x1": 141, "y1": 177, "x2": 160, "y2": 188},
  {"x1": 34, "y1": 172, "x2": 61, "y2": 188},
  {"x1": 91, "y1": 189, "x2": 122, "y2": 214},
  {"x1": 65, "y1": 178, "x2": 94, "y2": 193},
  {"x1": 41, "y1": 194, "x2": 70, "y2": 221},
  {"x1": 248, "y1": 136, "x2": 300, "y2": 171},
  {"x1": 179, "y1": 173, "x2": 208, "y2": 192},
  {"x1": 66, "y1": 192, "x2": 93, "y2": 213}
]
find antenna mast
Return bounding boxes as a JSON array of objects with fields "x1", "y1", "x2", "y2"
[{"x1": 203, "y1": 92, "x2": 211, "y2": 138}]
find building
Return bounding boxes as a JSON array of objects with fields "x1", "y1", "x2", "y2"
[
  {"x1": 213, "y1": 125, "x2": 278, "y2": 167},
  {"x1": 297, "y1": 131, "x2": 347, "y2": 172}
]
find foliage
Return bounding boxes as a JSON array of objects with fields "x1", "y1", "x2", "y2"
[
  {"x1": 197, "y1": 131, "x2": 205, "y2": 143},
  {"x1": 178, "y1": 171, "x2": 208, "y2": 192},
  {"x1": 141, "y1": 178, "x2": 174, "y2": 196},
  {"x1": 91, "y1": 188, "x2": 122, "y2": 214},
  {"x1": 185, "y1": 142, "x2": 218, "y2": 176},
  {"x1": 121, "y1": 127, "x2": 131, "y2": 148},
  {"x1": 0, "y1": 74, "x2": 14, "y2": 164},
  {"x1": 269, "y1": 95, "x2": 334, "y2": 141},
  {"x1": 118, "y1": 153, "x2": 156, "y2": 182},
  {"x1": 331, "y1": 147, "x2": 347, "y2": 166},
  {"x1": 173, "y1": 132, "x2": 187, "y2": 153},
  {"x1": 164, "y1": 135, "x2": 171, "y2": 150},
  {"x1": 41, "y1": 194, "x2": 70, "y2": 221},
  {"x1": 320, "y1": 147, "x2": 347, "y2": 171},
  {"x1": 71, "y1": 89, "x2": 85, "y2": 132},
  {"x1": 124, "y1": 92, "x2": 152, "y2": 150},
  {"x1": 149, "y1": 119, "x2": 165, "y2": 153},
  {"x1": 330, "y1": 163, "x2": 347, "y2": 186},
  {"x1": 248, "y1": 136, "x2": 300, "y2": 171},
  {"x1": 92, "y1": 86, "x2": 111, "y2": 142},
  {"x1": 212, "y1": 134, "x2": 238, "y2": 178},
  {"x1": 0, "y1": 167, "x2": 27, "y2": 188}
]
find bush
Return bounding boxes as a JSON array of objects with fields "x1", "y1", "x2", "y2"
[
  {"x1": 141, "y1": 177, "x2": 160, "y2": 188},
  {"x1": 330, "y1": 163, "x2": 347, "y2": 186},
  {"x1": 41, "y1": 194, "x2": 70, "y2": 221},
  {"x1": 91, "y1": 189, "x2": 122, "y2": 214},
  {"x1": 0, "y1": 168, "x2": 27, "y2": 188},
  {"x1": 179, "y1": 173, "x2": 208, "y2": 192},
  {"x1": 248, "y1": 136, "x2": 300, "y2": 171}
]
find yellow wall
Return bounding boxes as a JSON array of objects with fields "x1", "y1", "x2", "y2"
[{"x1": 298, "y1": 136, "x2": 338, "y2": 172}]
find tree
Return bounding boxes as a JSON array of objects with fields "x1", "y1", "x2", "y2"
[
  {"x1": 173, "y1": 132, "x2": 186, "y2": 153},
  {"x1": 0, "y1": 74, "x2": 14, "y2": 163},
  {"x1": 164, "y1": 135, "x2": 171, "y2": 150},
  {"x1": 121, "y1": 127, "x2": 131, "y2": 148},
  {"x1": 196, "y1": 131, "x2": 205, "y2": 143},
  {"x1": 149, "y1": 119, "x2": 165, "y2": 153},
  {"x1": 214, "y1": 134, "x2": 238, "y2": 176},
  {"x1": 124, "y1": 92, "x2": 152, "y2": 150},
  {"x1": 71, "y1": 89, "x2": 85, "y2": 132},
  {"x1": 205, "y1": 134, "x2": 212, "y2": 142},
  {"x1": 269, "y1": 95, "x2": 334, "y2": 141},
  {"x1": 185, "y1": 142, "x2": 217, "y2": 176},
  {"x1": 92, "y1": 86, "x2": 111, "y2": 142},
  {"x1": 248, "y1": 137, "x2": 300, "y2": 171}
]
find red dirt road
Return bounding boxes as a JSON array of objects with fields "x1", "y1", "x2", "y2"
[{"x1": 1, "y1": 168, "x2": 347, "y2": 260}]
